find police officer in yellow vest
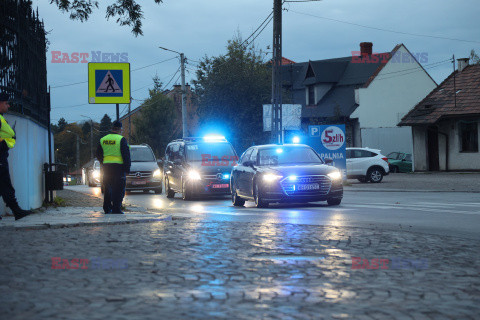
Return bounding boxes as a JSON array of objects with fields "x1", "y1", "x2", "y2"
[
  {"x1": 0, "y1": 92, "x2": 32, "y2": 220},
  {"x1": 96, "y1": 120, "x2": 131, "y2": 214}
]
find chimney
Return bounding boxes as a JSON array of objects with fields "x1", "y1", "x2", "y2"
[
  {"x1": 360, "y1": 42, "x2": 373, "y2": 55},
  {"x1": 457, "y1": 58, "x2": 469, "y2": 72}
]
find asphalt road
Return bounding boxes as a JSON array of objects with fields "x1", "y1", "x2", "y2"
[{"x1": 72, "y1": 185, "x2": 480, "y2": 240}]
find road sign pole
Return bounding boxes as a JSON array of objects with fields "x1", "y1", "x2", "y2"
[{"x1": 116, "y1": 103, "x2": 119, "y2": 121}]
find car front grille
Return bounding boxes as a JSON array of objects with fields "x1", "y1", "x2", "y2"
[
  {"x1": 127, "y1": 171, "x2": 153, "y2": 179},
  {"x1": 280, "y1": 175, "x2": 332, "y2": 196}
]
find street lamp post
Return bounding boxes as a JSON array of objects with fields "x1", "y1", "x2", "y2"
[
  {"x1": 81, "y1": 115, "x2": 94, "y2": 160},
  {"x1": 66, "y1": 130, "x2": 82, "y2": 176}
]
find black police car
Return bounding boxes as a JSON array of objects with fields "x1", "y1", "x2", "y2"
[
  {"x1": 163, "y1": 136, "x2": 238, "y2": 200},
  {"x1": 231, "y1": 144, "x2": 343, "y2": 208}
]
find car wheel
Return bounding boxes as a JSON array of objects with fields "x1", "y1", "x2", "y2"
[
  {"x1": 231, "y1": 182, "x2": 245, "y2": 207},
  {"x1": 254, "y1": 182, "x2": 268, "y2": 208},
  {"x1": 154, "y1": 187, "x2": 162, "y2": 194},
  {"x1": 357, "y1": 177, "x2": 367, "y2": 183},
  {"x1": 165, "y1": 176, "x2": 175, "y2": 198},
  {"x1": 368, "y1": 168, "x2": 384, "y2": 183},
  {"x1": 327, "y1": 198, "x2": 342, "y2": 206},
  {"x1": 182, "y1": 179, "x2": 193, "y2": 201}
]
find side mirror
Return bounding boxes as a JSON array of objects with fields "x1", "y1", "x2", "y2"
[
  {"x1": 243, "y1": 160, "x2": 255, "y2": 167},
  {"x1": 324, "y1": 158, "x2": 334, "y2": 165}
]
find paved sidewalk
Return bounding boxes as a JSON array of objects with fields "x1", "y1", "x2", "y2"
[
  {"x1": 346, "y1": 172, "x2": 480, "y2": 193},
  {"x1": 0, "y1": 220, "x2": 478, "y2": 319},
  {"x1": 0, "y1": 189, "x2": 170, "y2": 229}
]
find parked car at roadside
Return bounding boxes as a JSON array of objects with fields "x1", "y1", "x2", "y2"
[
  {"x1": 387, "y1": 152, "x2": 413, "y2": 173},
  {"x1": 346, "y1": 147, "x2": 389, "y2": 183}
]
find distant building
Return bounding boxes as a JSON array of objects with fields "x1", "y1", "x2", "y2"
[
  {"x1": 282, "y1": 42, "x2": 437, "y2": 155},
  {"x1": 399, "y1": 59, "x2": 480, "y2": 171}
]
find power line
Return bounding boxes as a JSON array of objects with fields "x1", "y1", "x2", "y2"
[
  {"x1": 241, "y1": 11, "x2": 273, "y2": 47},
  {"x1": 248, "y1": 16, "x2": 273, "y2": 45},
  {"x1": 287, "y1": 9, "x2": 480, "y2": 44}
]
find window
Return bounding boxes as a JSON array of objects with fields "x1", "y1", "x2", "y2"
[
  {"x1": 165, "y1": 145, "x2": 172, "y2": 161},
  {"x1": 459, "y1": 121, "x2": 478, "y2": 152},
  {"x1": 307, "y1": 85, "x2": 315, "y2": 106},
  {"x1": 249, "y1": 148, "x2": 258, "y2": 164},
  {"x1": 404, "y1": 154, "x2": 412, "y2": 162},
  {"x1": 348, "y1": 149, "x2": 376, "y2": 158},
  {"x1": 240, "y1": 148, "x2": 253, "y2": 164},
  {"x1": 171, "y1": 143, "x2": 180, "y2": 160}
]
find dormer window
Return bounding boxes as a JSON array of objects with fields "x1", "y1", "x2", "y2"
[{"x1": 307, "y1": 85, "x2": 315, "y2": 106}]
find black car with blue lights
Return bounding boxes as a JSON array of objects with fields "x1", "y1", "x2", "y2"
[
  {"x1": 231, "y1": 144, "x2": 343, "y2": 208},
  {"x1": 163, "y1": 136, "x2": 238, "y2": 200}
]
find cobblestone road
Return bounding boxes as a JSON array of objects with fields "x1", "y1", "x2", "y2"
[{"x1": 1, "y1": 220, "x2": 479, "y2": 319}]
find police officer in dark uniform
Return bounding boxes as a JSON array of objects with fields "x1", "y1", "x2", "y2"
[
  {"x1": 96, "y1": 120, "x2": 130, "y2": 214},
  {"x1": 0, "y1": 92, "x2": 32, "y2": 220}
]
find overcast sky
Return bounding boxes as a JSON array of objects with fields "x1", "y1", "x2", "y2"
[{"x1": 31, "y1": 0, "x2": 480, "y2": 124}]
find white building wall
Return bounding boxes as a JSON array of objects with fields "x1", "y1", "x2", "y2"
[
  {"x1": 412, "y1": 126, "x2": 428, "y2": 171},
  {"x1": 447, "y1": 119, "x2": 480, "y2": 170},
  {"x1": 351, "y1": 45, "x2": 437, "y2": 128},
  {"x1": 361, "y1": 127, "x2": 413, "y2": 155},
  {"x1": 0, "y1": 115, "x2": 51, "y2": 214}
]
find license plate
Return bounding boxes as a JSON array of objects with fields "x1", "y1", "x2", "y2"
[
  {"x1": 132, "y1": 180, "x2": 146, "y2": 185},
  {"x1": 298, "y1": 183, "x2": 320, "y2": 191},
  {"x1": 212, "y1": 183, "x2": 229, "y2": 189}
]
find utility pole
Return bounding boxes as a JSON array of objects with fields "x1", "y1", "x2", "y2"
[
  {"x1": 180, "y1": 53, "x2": 187, "y2": 138},
  {"x1": 271, "y1": 0, "x2": 283, "y2": 144},
  {"x1": 159, "y1": 46, "x2": 188, "y2": 138}
]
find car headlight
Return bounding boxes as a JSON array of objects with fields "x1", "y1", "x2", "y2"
[
  {"x1": 153, "y1": 169, "x2": 161, "y2": 178},
  {"x1": 327, "y1": 170, "x2": 342, "y2": 180},
  {"x1": 187, "y1": 170, "x2": 201, "y2": 180},
  {"x1": 263, "y1": 173, "x2": 283, "y2": 183},
  {"x1": 92, "y1": 170, "x2": 100, "y2": 179}
]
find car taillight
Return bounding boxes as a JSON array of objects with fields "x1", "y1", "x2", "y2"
[{"x1": 382, "y1": 157, "x2": 389, "y2": 163}]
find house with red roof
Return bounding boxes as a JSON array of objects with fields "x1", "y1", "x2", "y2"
[
  {"x1": 399, "y1": 59, "x2": 480, "y2": 171},
  {"x1": 282, "y1": 42, "x2": 437, "y2": 155}
]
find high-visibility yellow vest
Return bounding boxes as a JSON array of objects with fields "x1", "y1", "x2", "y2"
[
  {"x1": 100, "y1": 134, "x2": 124, "y2": 164},
  {"x1": 0, "y1": 114, "x2": 16, "y2": 149}
]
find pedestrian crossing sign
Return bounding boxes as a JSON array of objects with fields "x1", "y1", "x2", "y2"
[{"x1": 88, "y1": 63, "x2": 130, "y2": 104}]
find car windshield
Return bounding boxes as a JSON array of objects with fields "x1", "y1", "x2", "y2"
[
  {"x1": 185, "y1": 142, "x2": 236, "y2": 162},
  {"x1": 130, "y1": 147, "x2": 155, "y2": 162},
  {"x1": 258, "y1": 146, "x2": 323, "y2": 166},
  {"x1": 387, "y1": 152, "x2": 403, "y2": 160}
]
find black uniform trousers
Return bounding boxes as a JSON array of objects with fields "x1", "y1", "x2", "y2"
[
  {"x1": 102, "y1": 163, "x2": 126, "y2": 213},
  {"x1": 0, "y1": 158, "x2": 17, "y2": 208}
]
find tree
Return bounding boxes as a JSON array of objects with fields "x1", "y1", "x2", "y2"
[
  {"x1": 193, "y1": 36, "x2": 271, "y2": 153},
  {"x1": 51, "y1": 117, "x2": 67, "y2": 134},
  {"x1": 133, "y1": 90, "x2": 179, "y2": 156},
  {"x1": 99, "y1": 114, "x2": 112, "y2": 137},
  {"x1": 49, "y1": 0, "x2": 163, "y2": 36},
  {"x1": 82, "y1": 121, "x2": 91, "y2": 137}
]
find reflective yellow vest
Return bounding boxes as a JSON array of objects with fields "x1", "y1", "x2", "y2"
[
  {"x1": 100, "y1": 134, "x2": 124, "y2": 164},
  {"x1": 0, "y1": 114, "x2": 16, "y2": 149}
]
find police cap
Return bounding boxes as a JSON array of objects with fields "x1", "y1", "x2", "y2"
[{"x1": 112, "y1": 120, "x2": 122, "y2": 129}]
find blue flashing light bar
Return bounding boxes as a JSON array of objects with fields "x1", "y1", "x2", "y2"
[{"x1": 203, "y1": 135, "x2": 227, "y2": 142}]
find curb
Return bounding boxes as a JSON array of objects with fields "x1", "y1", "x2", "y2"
[{"x1": 0, "y1": 214, "x2": 173, "y2": 231}]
